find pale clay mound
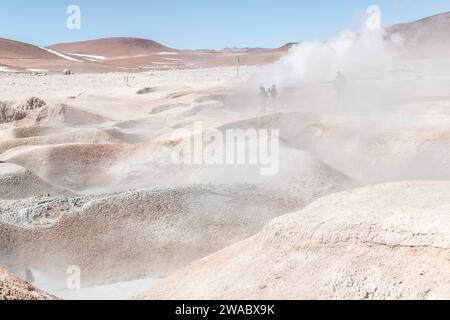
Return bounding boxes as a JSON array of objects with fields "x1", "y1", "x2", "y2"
[
  {"x1": 0, "y1": 126, "x2": 66, "y2": 139},
  {"x1": 0, "y1": 127, "x2": 122, "y2": 155},
  {"x1": 0, "y1": 185, "x2": 299, "y2": 288},
  {"x1": 0, "y1": 163, "x2": 74, "y2": 200},
  {"x1": 0, "y1": 267, "x2": 56, "y2": 300},
  {"x1": 139, "y1": 181, "x2": 450, "y2": 300},
  {"x1": 33, "y1": 104, "x2": 110, "y2": 127},
  {"x1": 107, "y1": 141, "x2": 356, "y2": 198},
  {"x1": 0, "y1": 143, "x2": 130, "y2": 191},
  {"x1": 1, "y1": 100, "x2": 110, "y2": 128},
  {"x1": 0, "y1": 122, "x2": 356, "y2": 195},
  {"x1": 299, "y1": 122, "x2": 450, "y2": 183}
]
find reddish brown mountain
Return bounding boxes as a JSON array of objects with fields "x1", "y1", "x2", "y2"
[
  {"x1": 0, "y1": 38, "x2": 55, "y2": 59},
  {"x1": 48, "y1": 37, "x2": 177, "y2": 59}
]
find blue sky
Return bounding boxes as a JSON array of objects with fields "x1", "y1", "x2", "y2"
[{"x1": 1, "y1": 0, "x2": 449, "y2": 49}]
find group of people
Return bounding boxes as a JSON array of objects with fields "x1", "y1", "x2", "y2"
[
  {"x1": 260, "y1": 84, "x2": 278, "y2": 113},
  {"x1": 258, "y1": 72, "x2": 346, "y2": 113}
]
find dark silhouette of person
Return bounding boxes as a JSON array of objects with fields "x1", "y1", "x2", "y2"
[
  {"x1": 269, "y1": 84, "x2": 279, "y2": 110},
  {"x1": 334, "y1": 71, "x2": 347, "y2": 98},
  {"x1": 25, "y1": 268, "x2": 35, "y2": 284},
  {"x1": 260, "y1": 86, "x2": 269, "y2": 113}
]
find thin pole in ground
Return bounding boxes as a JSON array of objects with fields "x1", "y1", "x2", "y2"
[{"x1": 236, "y1": 56, "x2": 240, "y2": 80}]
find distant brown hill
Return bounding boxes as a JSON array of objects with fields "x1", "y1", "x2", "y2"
[
  {"x1": 48, "y1": 37, "x2": 177, "y2": 59},
  {"x1": 386, "y1": 12, "x2": 450, "y2": 55},
  {"x1": 0, "y1": 38, "x2": 55, "y2": 59},
  {"x1": 388, "y1": 12, "x2": 450, "y2": 43},
  {"x1": 0, "y1": 36, "x2": 296, "y2": 72}
]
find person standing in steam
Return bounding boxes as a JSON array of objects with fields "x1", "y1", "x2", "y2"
[
  {"x1": 334, "y1": 71, "x2": 348, "y2": 110},
  {"x1": 25, "y1": 268, "x2": 35, "y2": 284},
  {"x1": 268, "y1": 84, "x2": 279, "y2": 111},
  {"x1": 259, "y1": 86, "x2": 269, "y2": 113},
  {"x1": 334, "y1": 71, "x2": 347, "y2": 99}
]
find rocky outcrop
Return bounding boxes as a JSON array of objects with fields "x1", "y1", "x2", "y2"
[
  {"x1": 0, "y1": 101, "x2": 26, "y2": 123},
  {"x1": 15, "y1": 97, "x2": 46, "y2": 111},
  {"x1": 0, "y1": 98, "x2": 46, "y2": 124},
  {"x1": 0, "y1": 267, "x2": 57, "y2": 300}
]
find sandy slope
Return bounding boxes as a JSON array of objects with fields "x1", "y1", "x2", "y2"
[
  {"x1": 0, "y1": 267, "x2": 57, "y2": 300},
  {"x1": 0, "y1": 163, "x2": 74, "y2": 200},
  {"x1": 139, "y1": 181, "x2": 450, "y2": 300},
  {"x1": 0, "y1": 38, "x2": 113, "y2": 73}
]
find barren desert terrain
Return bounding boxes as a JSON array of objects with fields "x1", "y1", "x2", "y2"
[{"x1": 1, "y1": 12, "x2": 450, "y2": 300}]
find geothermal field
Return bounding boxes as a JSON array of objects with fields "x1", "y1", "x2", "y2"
[{"x1": 1, "y1": 11, "x2": 450, "y2": 300}]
